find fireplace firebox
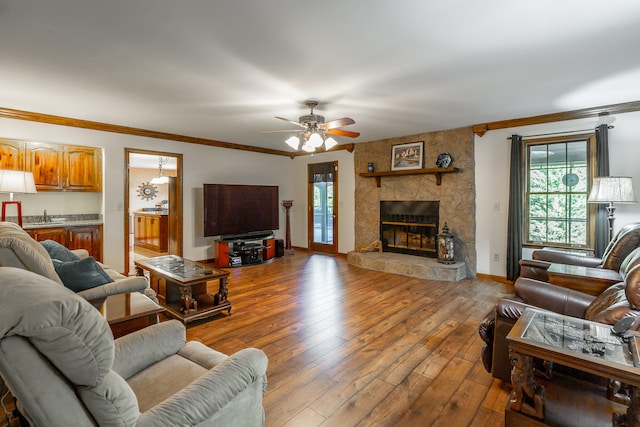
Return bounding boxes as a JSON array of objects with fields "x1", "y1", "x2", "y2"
[{"x1": 380, "y1": 201, "x2": 439, "y2": 258}]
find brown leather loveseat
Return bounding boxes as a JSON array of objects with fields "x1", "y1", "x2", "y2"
[{"x1": 479, "y1": 247, "x2": 640, "y2": 382}]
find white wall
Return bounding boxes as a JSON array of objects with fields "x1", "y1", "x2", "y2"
[
  {"x1": 0, "y1": 117, "x2": 296, "y2": 272},
  {"x1": 475, "y1": 111, "x2": 640, "y2": 276},
  {"x1": 129, "y1": 167, "x2": 177, "y2": 213}
]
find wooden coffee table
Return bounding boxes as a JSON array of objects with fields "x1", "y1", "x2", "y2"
[
  {"x1": 102, "y1": 292, "x2": 165, "y2": 338},
  {"x1": 506, "y1": 308, "x2": 640, "y2": 427},
  {"x1": 134, "y1": 255, "x2": 231, "y2": 324}
]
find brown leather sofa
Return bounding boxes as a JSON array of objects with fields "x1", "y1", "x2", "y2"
[
  {"x1": 479, "y1": 247, "x2": 640, "y2": 382},
  {"x1": 519, "y1": 222, "x2": 640, "y2": 283}
]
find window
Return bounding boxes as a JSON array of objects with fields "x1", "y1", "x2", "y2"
[{"x1": 525, "y1": 134, "x2": 596, "y2": 248}]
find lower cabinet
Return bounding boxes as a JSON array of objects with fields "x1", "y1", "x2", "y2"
[
  {"x1": 134, "y1": 213, "x2": 168, "y2": 252},
  {"x1": 27, "y1": 224, "x2": 103, "y2": 262}
]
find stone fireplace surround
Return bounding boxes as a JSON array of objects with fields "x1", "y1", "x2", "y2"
[{"x1": 352, "y1": 126, "x2": 477, "y2": 278}]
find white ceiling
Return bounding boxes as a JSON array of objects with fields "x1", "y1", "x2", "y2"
[
  {"x1": 2, "y1": 1, "x2": 640, "y2": 153},
  {"x1": 129, "y1": 153, "x2": 177, "y2": 170}
]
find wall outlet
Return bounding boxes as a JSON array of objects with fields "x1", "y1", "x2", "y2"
[{"x1": 492, "y1": 253, "x2": 500, "y2": 262}]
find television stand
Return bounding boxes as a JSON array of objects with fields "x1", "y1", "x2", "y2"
[{"x1": 215, "y1": 232, "x2": 275, "y2": 267}]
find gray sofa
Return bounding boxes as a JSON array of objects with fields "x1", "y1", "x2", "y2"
[
  {"x1": 0, "y1": 267, "x2": 268, "y2": 426},
  {"x1": 0, "y1": 221, "x2": 156, "y2": 307}
]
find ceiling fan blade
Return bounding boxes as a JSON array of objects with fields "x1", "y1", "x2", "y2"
[
  {"x1": 322, "y1": 117, "x2": 355, "y2": 129},
  {"x1": 275, "y1": 116, "x2": 306, "y2": 128},
  {"x1": 326, "y1": 128, "x2": 360, "y2": 138},
  {"x1": 260, "y1": 129, "x2": 301, "y2": 134}
]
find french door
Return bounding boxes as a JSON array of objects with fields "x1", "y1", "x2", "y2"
[{"x1": 308, "y1": 161, "x2": 338, "y2": 254}]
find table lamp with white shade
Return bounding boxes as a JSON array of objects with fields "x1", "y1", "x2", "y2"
[
  {"x1": 0, "y1": 170, "x2": 37, "y2": 227},
  {"x1": 587, "y1": 176, "x2": 638, "y2": 241}
]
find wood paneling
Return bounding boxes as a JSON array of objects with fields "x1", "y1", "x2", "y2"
[{"x1": 184, "y1": 251, "x2": 513, "y2": 426}]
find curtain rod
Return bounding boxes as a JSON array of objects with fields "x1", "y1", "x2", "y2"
[{"x1": 507, "y1": 125, "x2": 614, "y2": 140}]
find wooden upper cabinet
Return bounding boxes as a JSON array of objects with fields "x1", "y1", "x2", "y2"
[
  {"x1": 0, "y1": 139, "x2": 25, "y2": 170},
  {"x1": 26, "y1": 142, "x2": 64, "y2": 190},
  {"x1": 64, "y1": 146, "x2": 102, "y2": 191},
  {"x1": 4, "y1": 140, "x2": 104, "y2": 192}
]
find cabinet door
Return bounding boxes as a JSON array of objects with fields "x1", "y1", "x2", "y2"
[
  {"x1": 64, "y1": 146, "x2": 102, "y2": 191},
  {"x1": 263, "y1": 237, "x2": 275, "y2": 260},
  {"x1": 67, "y1": 225, "x2": 102, "y2": 262},
  {"x1": 215, "y1": 241, "x2": 230, "y2": 267},
  {"x1": 26, "y1": 142, "x2": 63, "y2": 191},
  {"x1": 27, "y1": 228, "x2": 67, "y2": 245},
  {"x1": 157, "y1": 215, "x2": 168, "y2": 252},
  {"x1": 0, "y1": 139, "x2": 25, "y2": 170},
  {"x1": 146, "y1": 216, "x2": 159, "y2": 249},
  {"x1": 134, "y1": 215, "x2": 146, "y2": 245}
]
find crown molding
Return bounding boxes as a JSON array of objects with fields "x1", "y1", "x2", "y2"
[
  {"x1": 0, "y1": 106, "x2": 349, "y2": 157},
  {"x1": 472, "y1": 100, "x2": 640, "y2": 137}
]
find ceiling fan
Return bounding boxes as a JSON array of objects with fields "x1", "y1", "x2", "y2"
[{"x1": 262, "y1": 100, "x2": 360, "y2": 152}]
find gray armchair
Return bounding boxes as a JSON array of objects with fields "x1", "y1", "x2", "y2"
[
  {"x1": 0, "y1": 267, "x2": 268, "y2": 426},
  {"x1": 0, "y1": 221, "x2": 155, "y2": 307}
]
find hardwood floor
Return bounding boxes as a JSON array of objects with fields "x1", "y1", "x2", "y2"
[{"x1": 186, "y1": 251, "x2": 513, "y2": 427}]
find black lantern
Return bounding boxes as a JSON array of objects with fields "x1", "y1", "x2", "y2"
[{"x1": 437, "y1": 222, "x2": 455, "y2": 264}]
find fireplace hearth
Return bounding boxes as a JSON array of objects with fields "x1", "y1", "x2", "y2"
[{"x1": 380, "y1": 201, "x2": 439, "y2": 258}]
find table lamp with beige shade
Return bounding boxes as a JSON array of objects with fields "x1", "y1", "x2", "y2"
[
  {"x1": 0, "y1": 169, "x2": 37, "y2": 227},
  {"x1": 588, "y1": 176, "x2": 638, "y2": 241}
]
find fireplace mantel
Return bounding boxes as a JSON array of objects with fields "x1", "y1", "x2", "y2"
[{"x1": 359, "y1": 166, "x2": 458, "y2": 187}]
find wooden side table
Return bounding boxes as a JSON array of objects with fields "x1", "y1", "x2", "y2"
[
  {"x1": 547, "y1": 263, "x2": 622, "y2": 296},
  {"x1": 102, "y1": 292, "x2": 165, "y2": 338},
  {"x1": 506, "y1": 308, "x2": 640, "y2": 427}
]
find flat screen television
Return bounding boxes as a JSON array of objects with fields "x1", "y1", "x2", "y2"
[{"x1": 203, "y1": 184, "x2": 279, "y2": 237}]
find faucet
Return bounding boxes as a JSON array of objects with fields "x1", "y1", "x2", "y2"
[{"x1": 42, "y1": 210, "x2": 51, "y2": 223}]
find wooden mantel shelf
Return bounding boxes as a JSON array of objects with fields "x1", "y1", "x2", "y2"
[{"x1": 359, "y1": 167, "x2": 459, "y2": 187}]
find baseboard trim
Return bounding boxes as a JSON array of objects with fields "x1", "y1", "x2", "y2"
[{"x1": 476, "y1": 273, "x2": 513, "y2": 285}]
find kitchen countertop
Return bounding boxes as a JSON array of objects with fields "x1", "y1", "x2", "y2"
[
  {"x1": 22, "y1": 219, "x2": 103, "y2": 230},
  {"x1": 134, "y1": 210, "x2": 169, "y2": 216}
]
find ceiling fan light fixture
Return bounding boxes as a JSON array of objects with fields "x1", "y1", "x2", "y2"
[
  {"x1": 301, "y1": 143, "x2": 316, "y2": 153},
  {"x1": 307, "y1": 132, "x2": 324, "y2": 148},
  {"x1": 271, "y1": 100, "x2": 358, "y2": 153},
  {"x1": 324, "y1": 137, "x2": 338, "y2": 150},
  {"x1": 150, "y1": 156, "x2": 170, "y2": 185},
  {"x1": 150, "y1": 176, "x2": 170, "y2": 185},
  {"x1": 285, "y1": 135, "x2": 300, "y2": 150}
]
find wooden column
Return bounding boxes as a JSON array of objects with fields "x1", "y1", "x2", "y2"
[{"x1": 282, "y1": 200, "x2": 293, "y2": 254}]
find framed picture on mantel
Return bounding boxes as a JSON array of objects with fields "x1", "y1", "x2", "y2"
[{"x1": 391, "y1": 141, "x2": 424, "y2": 171}]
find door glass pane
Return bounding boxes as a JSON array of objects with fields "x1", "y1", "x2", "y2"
[{"x1": 313, "y1": 182, "x2": 333, "y2": 244}]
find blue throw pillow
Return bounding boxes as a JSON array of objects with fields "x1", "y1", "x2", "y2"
[
  {"x1": 40, "y1": 240, "x2": 80, "y2": 262},
  {"x1": 52, "y1": 257, "x2": 114, "y2": 292}
]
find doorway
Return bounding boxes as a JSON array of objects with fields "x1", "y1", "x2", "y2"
[
  {"x1": 308, "y1": 161, "x2": 338, "y2": 254},
  {"x1": 124, "y1": 149, "x2": 183, "y2": 275}
]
